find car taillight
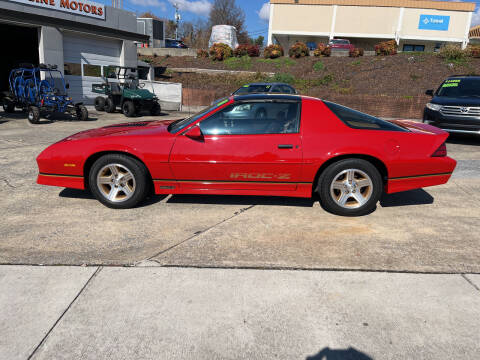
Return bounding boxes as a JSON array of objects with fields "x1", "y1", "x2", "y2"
[{"x1": 431, "y1": 142, "x2": 447, "y2": 157}]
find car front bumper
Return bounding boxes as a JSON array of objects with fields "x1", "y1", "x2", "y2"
[{"x1": 423, "y1": 108, "x2": 480, "y2": 134}]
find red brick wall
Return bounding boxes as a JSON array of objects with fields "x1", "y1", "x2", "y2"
[{"x1": 182, "y1": 88, "x2": 430, "y2": 119}]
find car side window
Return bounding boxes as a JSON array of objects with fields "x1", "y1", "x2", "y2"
[
  {"x1": 199, "y1": 101, "x2": 300, "y2": 135},
  {"x1": 323, "y1": 101, "x2": 407, "y2": 132}
]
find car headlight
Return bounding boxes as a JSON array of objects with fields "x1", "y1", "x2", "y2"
[{"x1": 426, "y1": 103, "x2": 442, "y2": 111}]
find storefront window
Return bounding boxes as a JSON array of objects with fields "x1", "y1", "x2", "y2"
[
  {"x1": 64, "y1": 63, "x2": 81, "y2": 76},
  {"x1": 83, "y1": 64, "x2": 102, "y2": 77},
  {"x1": 402, "y1": 44, "x2": 425, "y2": 52}
]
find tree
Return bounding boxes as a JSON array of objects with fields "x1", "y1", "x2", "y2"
[
  {"x1": 165, "y1": 19, "x2": 177, "y2": 39},
  {"x1": 208, "y1": 0, "x2": 248, "y2": 44},
  {"x1": 249, "y1": 36, "x2": 264, "y2": 47},
  {"x1": 139, "y1": 11, "x2": 161, "y2": 21}
]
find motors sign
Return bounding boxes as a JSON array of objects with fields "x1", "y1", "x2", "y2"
[
  {"x1": 8, "y1": 0, "x2": 105, "y2": 19},
  {"x1": 418, "y1": 15, "x2": 450, "y2": 31}
]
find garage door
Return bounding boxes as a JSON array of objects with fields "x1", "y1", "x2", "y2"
[{"x1": 63, "y1": 32, "x2": 122, "y2": 103}]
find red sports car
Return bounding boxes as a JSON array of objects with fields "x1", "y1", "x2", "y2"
[{"x1": 37, "y1": 94, "x2": 456, "y2": 216}]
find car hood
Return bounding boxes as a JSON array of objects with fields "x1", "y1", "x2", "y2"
[
  {"x1": 62, "y1": 120, "x2": 175, "y2": 141},
  {"x1": 431, "y1": 96, "x2": 480, "y2": 107}
]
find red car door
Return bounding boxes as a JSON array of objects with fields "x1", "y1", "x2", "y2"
[{"x1": 169, "y1": 100, "x2": 303, "y2": 192}]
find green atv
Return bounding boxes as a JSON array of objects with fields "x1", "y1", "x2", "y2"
[{"x1": 92, "y1": 66, "x2": 161, "y2": 117}]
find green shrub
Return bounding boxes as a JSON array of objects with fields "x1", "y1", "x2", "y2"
[
  {"x1": 197, "y1": 49, "x2": 209, "y2": 58},
  {"x1": 317, "y1": 73, "x2": 334, "y2": 85},
  {"x1": 209, "y1": 43, "x2": 233, "y2": 61},
  {"x1": 375, "y1": 40, "x2": 397, "y2": 56},
  {"x1": 313, "y1": 61, "x2": 324, "y2": 72},
  {"x1": 271, "y1": 73, "x2": 295, "y2": 84},
  {"x1": 264, "y1": 44, "x2": 284, "y2": 59},
  {"x1": 313, "y1": 43, "x2": 331, "y2": 57},
  {"x1": 437, "y1": 44, "x2": 470, "y2": 62},
  {"x1": 288, "y1": 41, "x2": 309, "y2": 58},
  {"x1": 224, "y1": 56, "x2": 252, "y2": 70}
]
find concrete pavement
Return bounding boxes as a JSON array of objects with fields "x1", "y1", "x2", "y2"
[
  {"x1": 0, "y1": 109, "x2": 479, "y2": 272},
  {"x1": 1, "y1": 266, "x2": 479, "y2": 360}
]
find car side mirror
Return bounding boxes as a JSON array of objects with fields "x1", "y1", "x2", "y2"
[
  {"x1": 425, "y1": 89, "x2": 434, "y2": 96},
  {"x1": 139, "y1": 82, "x2": 145, "y2": 88},
  {"x1": 66, "y1": 83, "x2": 70, "y2": 89},
  {"x1": 184, "y1": 125, "x2": 204, "y2": 141}
]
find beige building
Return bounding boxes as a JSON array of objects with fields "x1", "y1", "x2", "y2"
[{"x1": 268, "y1": 0, "x2": 476, "y2": 52}]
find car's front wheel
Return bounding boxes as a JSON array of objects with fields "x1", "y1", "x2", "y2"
[
  {"x1": 122, "y1": 101, "x2": 136, "y2": 117},
  {"x1": 89, "y1": 154, "x2": 149, "y2": 209},
  {"x1": 317, "y1": 158, "x2": 383, "y2": 216}
]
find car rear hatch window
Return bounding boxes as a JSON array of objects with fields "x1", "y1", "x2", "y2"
[{"x1": 323, "y1": 101, "x2": 408, "y2": 132}]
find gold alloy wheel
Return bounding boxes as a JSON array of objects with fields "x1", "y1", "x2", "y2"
[
  {"x1": 96, "y1": 164, "x2": 136, "y2": 203},
  {"x1": 330, "y1": 168, "x2": 373, "y2": 209}
]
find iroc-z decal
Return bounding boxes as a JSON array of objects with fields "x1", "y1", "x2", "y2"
[{"x1": 230, "y1": 173, "x2": 292, "y2": 180}]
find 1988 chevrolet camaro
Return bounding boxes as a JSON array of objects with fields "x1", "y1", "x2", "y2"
[{"x1": 37, "y1": 94, "x2": 456, "y2": 216}]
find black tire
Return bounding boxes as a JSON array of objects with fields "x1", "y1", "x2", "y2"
[
  {"x1": 150, "y1": 101, "x2": 161, "y2": 116},
  {"x1": 76, "y1": 105, "x2": 88, "y2": 121},
  {"x1": 27, "y1": 106, "x2": 41, "y2": 124},
  {"x1": 89, "y1": 154, "x2": 149, "y2": 209},
  {"x1": 104, "y1": 97, "x2": 116, "y2": 113},
  {"x1": 316, "y1": 158, "x2": 383, "y2": 216},
  {"x1": 94, "y1": 97, "x2": 105, "y2": 111},
  {"x1": 3, "y1": 98, "x2": 15, "y2": 113},
  {"x1": 122, "y1": 101, "x2": 136, "y2": 117}
]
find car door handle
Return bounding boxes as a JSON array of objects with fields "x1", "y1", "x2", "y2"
[{"x1": 278, "y1": 144, "x2": 293, "y2": 149}]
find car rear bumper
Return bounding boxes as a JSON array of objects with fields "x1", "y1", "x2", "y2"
[
  {"x1": 423, "y1": 108, "x2": 480, "y2": 134},
  {"x1": 385, "y1": 156, "x2": 456, "y2": 194}
]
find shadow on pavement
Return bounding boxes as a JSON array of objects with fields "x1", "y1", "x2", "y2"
[
  {"x1": 0, "y1": 110, "x2": 98, "y2": 123},
  {"x1": 167, "y1": 194, "x2": 316, "y2": 207},
  {"x1": 306, "y1": 346, "x2": 373, "y2": 360},
  {"x1": 58, "y1": 188, "x2": 167, "y2": 207},
  {"x1": 59, "y1": 188, "x2": 433, "y2": 209},
  {"x1": 380, "y1": 188, "x2": 433, "y2": 207}
]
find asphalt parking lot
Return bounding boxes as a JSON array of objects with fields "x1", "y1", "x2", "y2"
[{"x1": 0, "y1": 108, "x2": 479, "y2": 272}]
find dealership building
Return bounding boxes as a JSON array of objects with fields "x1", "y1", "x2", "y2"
[
  {"x1": 0, "y1": 0, "x2": 148, "y2": 103},
  {"x1": 268, "y1": 0, "x2": 476, "y2": 52}
]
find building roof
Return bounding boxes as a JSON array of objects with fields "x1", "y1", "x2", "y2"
[
  {"x1": 470, "y1": 25, "x2": 480, "y2": 38},
  {"x1": 270, "y1": 0, "x2": 476, "y2": 12}
]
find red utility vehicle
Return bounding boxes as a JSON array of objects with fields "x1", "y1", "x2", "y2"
[
  {"x1": 37, "y1": 94, "x2": 456, "y2": 216},
  {"x1": 328, "y1": 39, "x2": 355, "y2": 51}
]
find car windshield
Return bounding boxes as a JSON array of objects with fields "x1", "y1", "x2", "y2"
[
  {"x1": 436, "y1": 78, "x2": 480, "y2": 97},
  {"x1": 168, "y1": 103, "x2": 222, "y2": 133},
  {"x1": 234, "y1": 85, "x2": 272, "y2": 95}
]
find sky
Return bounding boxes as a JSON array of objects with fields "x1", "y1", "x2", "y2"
[
  {"x1": 122, "y1": 0, "x2": 271, "y2": 40},
  {"x1": 114, "y1": 0, "x2": 480, "y2": 40}
]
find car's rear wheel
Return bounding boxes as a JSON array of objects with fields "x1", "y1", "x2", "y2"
[
  {"x1": 317, "y1": 158, "x2": 383, "y2": 216},
  {"x1": 94, "y1": 96, "x2": 105, "y2": 111},
  {"x1": 76, "y1": 105, "x2": 88, "y2": 121},
  {"x1": 3, "y1": 98, "x2": 15, "y2": 113},
  {"x1": 89, "y1": 154, "x2": 149, "y2": 209}
]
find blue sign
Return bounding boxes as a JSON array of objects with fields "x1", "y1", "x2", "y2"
[{"x1": 418, "y1": 15, "x2": 450, "y2": 31}]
